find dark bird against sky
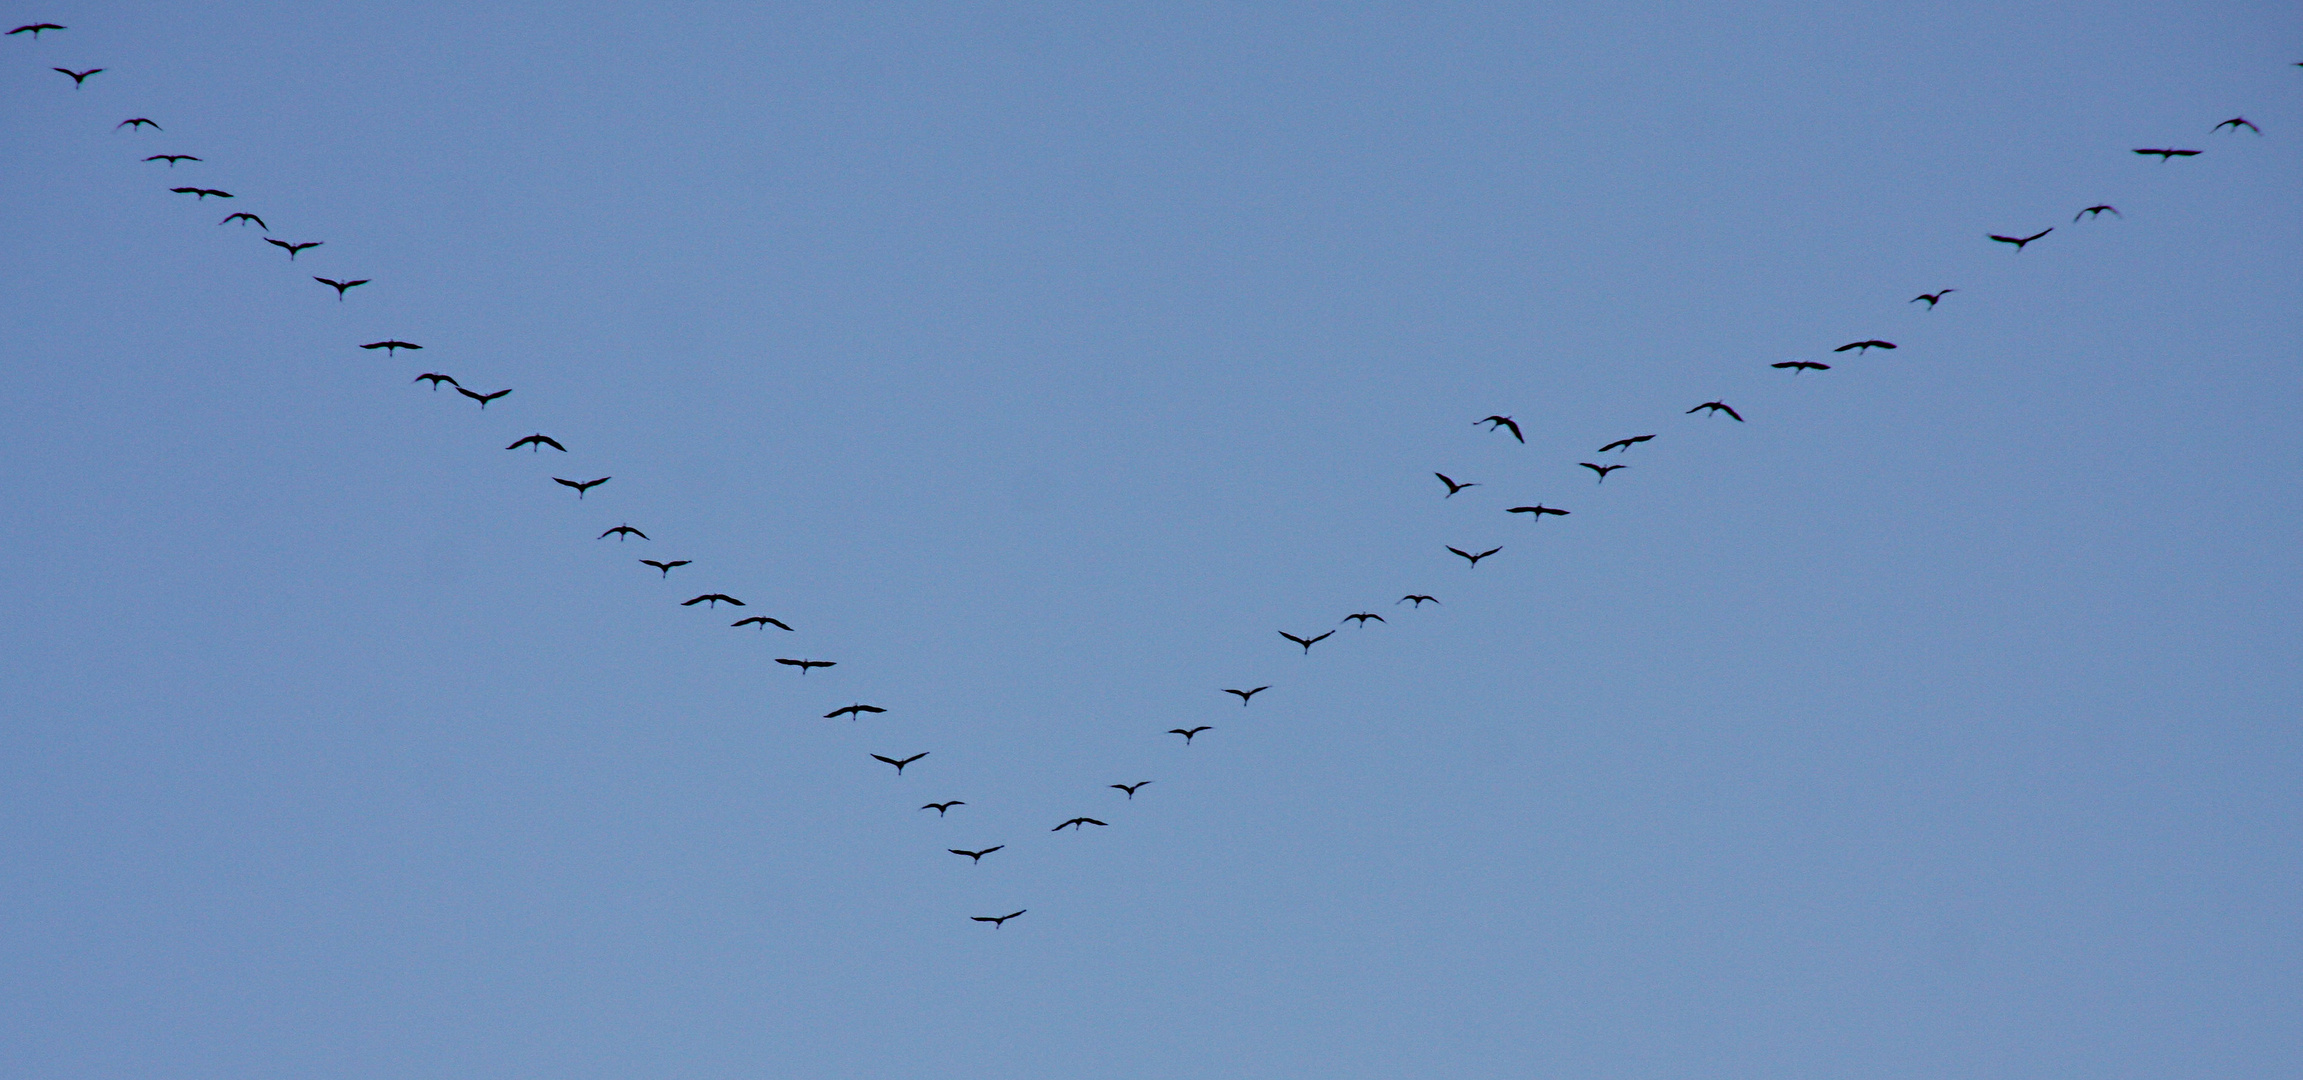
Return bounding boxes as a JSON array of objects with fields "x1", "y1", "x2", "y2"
[
  {"x1": 1597, "y1": 434, "x2": 1654, "y2": 453},
  {"x1": 147, "y1": 155, "x2": 201, "y2": 166},
  {"x1": 413, "y1": 373, "x2": 458, "y2": 390},
  {"x1": 1834, "y1": 340, "x2": 1895, "y2": 353},
  {"x1": 1448, "y1": 545, "x2": 1501, "y2": 566},
  {"x1": 1398, "y1": 595, "x2": 1438, "y2": 606},
  {"x1": 1435, "y1": 472, "x2": 1479, "y2": 497},
  {"x1": 170, "y1": 186, "x2": 230, "y2": 199},
  {"x1": 1170, "y1": 726, "x2": 1212, "y2": 744},
  {"x1": 641, "y1": 559, "x2": 690, "y2": 577},
  {"x1": 873, "y1": 752, "x2": 927, "y2": 775},
  {"x1": 972, "y1": 910, "x2": 1025, "y2": 928},
  {"x1": 950, "y1": 847, "x2": 1003, "y2": 863},
  {"x1": 1222, "y1": 686, "x2": 1268, "y2": 705},
  {"x1": 1476, "y1": 415, "x2": 1524, "y2": 442},
  {"x1": 1911, "y1": 289, "x2": 1955, "y2": 307},
  {"x1": 1280, "y1": 630, "x2": 1334, "y2": 653},
  {"x1": 1053, "y1": 817, "x2": 1109, "y2": 831},
  {"x1": 116, "y1": 118, "x2": 160, "y2": 130},
  {"x1": 2075, "y1": 205, "x2": 2120, "y2": 221},
  {"x1": 9, "y1": 24, "x2": 65, "y2": 38},
  {"x1": 1687, "y1": 401, "x2": 1744, "y2": 421},
  {"x1": 786, "y1": 660, "x2": 843, "y2": 676},
  {"x1": 54, "y1": 67, "x2": 101, "y2": 85},
  {"x1": 554, "y1": 476, "x2": 610, "y2": 499},
  {"x1": 457, "y1": 387, "x2": 511, "y2": 408},
  {"x1": 921, "y1": 801, "x2": 964, "y2": 817},
  {"x1": 1988, "y1": 228, "x2": 2052, "y2": 251},
  {"x1": 733, "y1": 616, "x2": 794, "y2": 630},
  {"x1": 506, "y1": 434, "x2": 566, "y2": 452},
  {"x1": 1112, "y1": 782, "x2": 1152, "y2": 799},
  {"x1": 314, "y1": 277, "x2": 368, "y2": 299},
  {"x1": 825, "y1": 703, "x2": 885, "y2": 718},
  {"x1": 265, "y1": 238, "x2": 322, "y2": 260},
  {"x1": 682, "y1": 594, "x2": 743, "y2": 607},
  {"x1": 1343, "y1": 612, "x2": 1385, "y2": 625},
  {"x1": 1506, "y1": 504, "x2": 1568, "y2": 520},
  {"x1": 2214, "y1": 117, "x2": 2260, "y2": 134},
  {"x1": 362, "y1": 340, "x2": 421, "y2": 354},
  {"x1": 1773, "y1": 361, "x2": 1830, "y2": 374},
  {"x1": 1581, "y1": 462, "x2": 1626, "y2": 482},
  {"x1": 219, "y1": 212, "x2": 263, "y2": 227},
  {"x1": 2132, "y1": 147, "x2": 2201, "y2": 160},
  {"x1": 598, "y1": 524, "x2": 646, "y2": 541}
]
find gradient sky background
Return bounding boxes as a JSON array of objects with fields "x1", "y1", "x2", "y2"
[{"x1": 2, "y1": 3, "x2": 2298, "y2": 1078}]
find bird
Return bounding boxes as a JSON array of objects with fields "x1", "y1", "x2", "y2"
[
  {"x1": 950, "y1": 847, "x2": 1003, "y2": 863},
  {"x1": 2213, "y1": 117, "x2": 2260, "y2": 134},
  {"x1": 1222, "y1": 686, "x2": 1268, "y2": 705},
  {"x1": 8, "y1": 24, "x2": 65, "y2": 38},
  {"x1": 1279, "y1": 630, "x2": 1334, "y2": 654},
  {"x1": 1052, "y1": 817, "x2": 1108, "y2": 831},
  {"x1": 264, "y1": 238, "x2": 322, "y2": 260},
  {"x1": 314, "y1": 277, "x2": 368, "y2": 299},
  {"x1": 1987, "y1": 228, "x2": 2052, "y2": 251},
  {"x1": 413, "y1": 373, "x2": 458, "y2": 390},
  {"x1": 640, "y1": 559, "x2": 691, "y2": 577},
  {"x1": 2132, "y1": 147, "x2": 2201, "y2": 160},
  {"x1": 1343, "y1": 612, "x2": 1385, "y2": 625},
  {"x1": 1834, "y1": 340, "x2": 1895, "y2": 353},
  {"x1": 457, "y1": 387, "x2": 511, "y2": 408},
  {"x1": 146, "y1": 155, "x2": 201, "y2": 166},
  {"x1": 921, "y1": 801, "x2": 965, "y2": 816},
  {"x1": 1580, "y1": 462, "x2": 1626, "y2": 482},
  {"x1": 506, "y1": 434, "x2": 566, "y2": 452},
  {"x1": 825, "y1": 702, "x2": 884, "y2": 718},
  {"x1": 1506, "y1": 504, "x2": 1568, "y2": 520},
  {"x1": 1911, "y1": 289, "x2": 1955, "y2": 307},
  {"x1": 682, "y1": 594, "x2": 744, "y2": 608},
  {"x1": 218, "y1": 212, "x2": 264, "y2": 228},
  {"x1": 1687, "y1": 401, "x2": 1743, "y2": 421},
  {"x1": 598, "y1": 524, "x2": 647, "y2": 541},
  {"x1": 1434, "y1": 472, "x2": 1479, "y2": 497},
  {"x1": 786, "y1": 660, "x2": 844, "y2": 676},
  {"x1": 1476, "y1": 416, "x2": 1524, "y2": 443},
  {"x1": 1597, "y1": 434, "x2": 1654, "y2": 453},
  {"x1": 972, "y1": 910, "x2": 1025, "y2": 928},
  {"x1": 1448, "y1": 545, "x2": 1501, "y2": 566},
  {"x1": 170, "y1": 187, "x2": 231, "y2": 199},
  {"x1": 872, "y1": 752, "x2": 927, "y2": 775},
  {"x1": 1397, "y1": 594, "x2": 1438, "y2": 606},
  {"x1": 732, "y1": 616, "x2": 794, "y2": 630},
  {"x1": 1169, "y1": 726, "x2": 1212, "y2": 744},
  {"x1": 1112, "y1": 782, "x2": 1152, "y2": 799},
  {"x1": 115, "y1": 118, "x2": 160, "y2": 131},
  {"x1": 554, "y1": 476, "x2": 610, "y2": 499},
  {"x1": 362, "y1": 340, "x2": 421, "y2": 354},
  {"x1": 1773, "y1": 361, "x2": 1830, "y2": 374},
  {"x1": 54, "y1": 67, "x2": 101, "y2": 86},
  {"x1": 2074, "y1": 205, "x2": 2120, "y2": 221}
]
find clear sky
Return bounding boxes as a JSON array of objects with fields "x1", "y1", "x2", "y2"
[{"x1": 3, "y1": 3, "x2": 2298, "y2": 1078}]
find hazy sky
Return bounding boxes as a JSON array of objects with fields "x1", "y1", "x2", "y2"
[{"x1": 3, "y1": 3, "x2": 2297, "y2": 1078}]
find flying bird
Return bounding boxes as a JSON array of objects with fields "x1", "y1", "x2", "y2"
[
  {"x1": 1222, "y1": 686, "x2": 1268, "y2": 705},
  {"x1": 2132, "y1": 147, "x2": 2200, "y2": 160},
  {"x1": 2213, "y1": 117, "x2": 2260, "y2": 134},
  {"x1": 9, "y1": 24, "x2": 65, "y2": 38},
  {"x1": 54, "y1": 67, "x2": 101, "y2": 86},
  {"x1": 413, "y1": 373, "x2": 458, "y2": 390},
  {"x1": 1773, "y1": 361, "x2": 1830, "y2": 374},
  {"x1": 1169, "y1": 726, "x2": 1212, "y2": 744},
  {"x1": 457, "y1": 387, "x2": 511, "y2": 408},
  {"x1": 1343, "y1": 612, "x2": 1385, "y2": 626},
  {"x1": 641, "y1": 559, "x2": 691, "y2": 577},
  {"x1": 170, "y1": 187, "x2": 231, "y2": 199},
  {"x1": 1397, "y1": 594, "x2": 1438, "y2": 606},
  {"x1": 1834, "y1": 340, "x2": 1895, "y2": 353},
  {"x1": 872, "y1": 752, "x2": 927, "y2": 775},
  {"x1": 598, "y1": 524, "x2": 647, "y2": 541},
  {"x1": 1911, "y1": 289, "x2": 1955, "y2": 307},
  {"x1": 314, "y1": 277, "x2": 368, "y2": 299},
  {"x1": 1112, "y1": 782, "x2": 1153, "y2": 799},
  {"x1": 218, "y1": 212, "x2": 264, "y2": 228},
  {"x1": 1279, "y1": 630, "x2": 1334, "y2": 654},
  {"x1": 1448, "y1": 545, "x2": 1501, "y2": 566},
  {"x1": 1988, "y1": 228, "x2": 2052, "y2": 251},
  {"x1": 824, "y1": 702, "x2": 884, "y2": 718},
  {"x1": 265, "y1": 238, "x2": 322, "y2": 260},
  {"x1": 362, "y1": 340, "x2": 421, "y2": 354},
  {"x1": 785, "y1": 660, "x2": 843, "y2": 676},
  {"x1": 1687, "y1": 401, "x2": 1744, "y2": 421},
  {"x1": 1434, "y1": 472, "x2": 1479, "y2": 497},
  {"x1": 554, "y1": 476, "x2": 610, "y2": 499},
  {"x1": 681, "y1": 594, "x2": 744, "y2": 607},
  {"x1": 2074, "y1": 205, "x2": 2120, "y2": 221},
  {"x1": 506, "y1": 434, "x2": 566, "y2": 452},
  {"x1": 147, "y1": 155, "x2": 201, "y2": 166},
  {"x1": 972, "y1": 910, "x2": 1025, "y2": 928},
  {"x1": 1476, "y1": 416, "x2": 1525, "y2": 443},
  {"x1": 921, "y1": 801, "x2": 965, "y2": 816},
  {"x1": 1506, "y1": 504, "x2": 1567, "y2": 519},
  {"x1": 1052, "y1": 817, "x2": 1109, "y2": 831},
  {"x1": 732, "y1": 616, "x2": 794, "y2": 630},
  {"x1": 1580, "y1": 462, "x2": 1626, "y2": 482},
  {"x1": 950, "y1": 847, "x2": 1003, "y2": 863},
  {"x1": 116, "y1": 118, "x2": 160, "y2": 131},
  {"x1": 1597, "y1": 434, "x2": 1654, "y2": 453}
]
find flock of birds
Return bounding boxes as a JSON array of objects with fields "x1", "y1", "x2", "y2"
[{"x1": 16, "y1": 19, "x2": 2290, "y2": 931}]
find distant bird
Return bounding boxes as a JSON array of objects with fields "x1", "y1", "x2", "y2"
[
  {"x1": 732, "y1": 616, "x2": 794, "y2": 630},
  {"x1": 457, "y1": 387, "x2": 511, "y2": 408},
  {"x1": 921, "y1": 801, "x2": 965, "y2": 816},
  {"x1": 1506, "y1": 504, "x2": 1568, "y2": 520},
  {"x1": 1435, "y1": 472, "x2": 1479, "y2": 497},
  {"x1": 682, "y1": 593, "x2": 743, "y2": 607},
  {"x1": 598, "y1": 524, "x2": 647, "y2": 541},
  {"x1": 9, "y1": 24, "x2": 65, "y2": 38},
  {"x1": 785, "y1": 660, "x2": 842, "y2": 676},
  {"x1": 413, "y1": 373, "x2": 458, "y2": 390},
  {"x1": 1222, "y1": 686, "x2": 1268, "y2": 705},
  {"x1": 362, "y1": 340, "x2": 421, "y2": 355},
  {"x1": 1988, "y1": 228, "x2": 2052, "y2": 251},
  {"x1": 1112, "y1": 782, "x2": 1153, "y2": 799},
  {"x1": 972, "y1": 910, "x2": 1025, "y2": 928},
  {"x1": 218, "y1": 212, "x2": 264, "y2": 228},
  {"x1": 170, "y1": 187, "x2": 231, "y2": 199},
  {"x1": 1169, "y1": 726, "x2": 1212, "y2": 744},
  {"x1": 1773, "y1": 361, "x2": 1830, "y2": 374},
  {"x1": 1052, "y1": 817, "x2": 1108, "y2": 831},
  {"x1": 1343, "y1": 612, "x2": 1385, "y2": 625},
  {"x1": 825, "y1": 703, "x2": 887, "y2": 719},
  {"x1": 2213, "y1": 117, "x2": 2260, "y2": 134},
  {"x1": 1597, "y1": 434, "x2": 1654, "y2": 453},
  {"x1": 54, "y1": 67, "x2": 101, "y2": 86},
  {"x1": 1911, "y1": 289, "x2": 1955, "y2": 307},
  {"x1": 641, "y1": 559, "x2": 691, "y2": 577},
  {"x1": 146, "y1": 155, "x2": 201, "y2": 166},
  {"x1": 506, "y1": 434, "x2": 566, "y2": 452},
  {"x1": 554, "y1": 476, "x2": 610, "y2": 498},
  {"x1": 264, "y1": 238, "x2": 322, "y2": 260},
  {"x1": 116, "y1": 118, "x2": 160, "y2": 131},
  {"x1": 1834, "y1": 340, "x2": 1895, "y2": 353},
  {"x1": 1397, "y1": 594, "x2": 1438, "y2": 606},
  {"x1": 950, "y1": 847, "x2": 1003, "y2": 863},
  {"x1": 1279, "y1": 629, "x2": 1334, "y2": 654},
  {"x1": 314, "y1": 277, "x2": 368, "y2": 299},
  {"x1": 1580, "y1": 462, "x2": 1626, "y2": 483},
  {"x1": 873, "y1": 752, "x2": 927, "y2": 775},
  {"x1": 1448, "y1": 545, "x2": 1501, "y2": 566},
  {"x1": 2132, "y1": 147, "x2": 2201, "y2": 160},
  {"x1": 2074, "y1": 205, "x2": 2120, "y2": 221},
  {"x1": 1476, "y1": 416, "x2": 1525, "y2": 443},
  {"x1": 1687, "y1": 401, "x2": 1743, "y2": 421}
]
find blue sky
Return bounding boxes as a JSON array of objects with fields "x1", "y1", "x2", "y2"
[{"x1": 2, "y1": 3, "x2": 2298, "y2": 1078}]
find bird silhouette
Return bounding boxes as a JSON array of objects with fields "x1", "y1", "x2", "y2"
[
  {"x1": 9, "y1": 24, "x2": 65, "y2": 38},
  {"x1": 2132, "y1": 147, "x2": 2201, "y2": 160},
  {"x1": 682, "y1": 594, "x2": 743, "y2": 607},
  {"x1": 1580, "y1": 462, "x2": 1626, "y2": 482},
  {"x1": 1506, "y1": 504, "x2": 1568, "y2": 520},
  {"x1": 1435, "y1": 472, "x2": 1479, "y2": 497},
  {"x1": 1911, "y1": 289, "x2": 1955, "y2": 307},
  {"x1": 1687, "y1": 401, "x2": 1744, "y2": 421},
  {"x1": 1222, "y1": 686, "x2": 1268, "y2": 705},
  {"x1": 950, "y1": 847, "x2": 1003, "y2": 863},
  {"x1": 1279, "y1": 630, "x2": 1334, "y2": 654},
  {"x1": 1597, "y1": 434, "x2": 1654, "y2": 453},
  {"x1": 116, "y1": 118, "x2": 160, "y2": 131},
  {"x1": 554, "y1": 476, "x2": 610, "y2": 499},
  {"x1": 264, "y1": 238, "x2": 322, "y2": 260},
  {"x1": 1397, "y1": 594, "x2": 1438, "y2": 606},
  {"x1": 1112, "y1": 782, "x2": 1153, "y2": 799},
  {"x1": 146, "y1": 155, "x2": 202, "y2": 166},
  {"x1": 1772, "y1": 361, "x2": 1830, "y2": 374},
  {"x1": 362, "y1": 340, "x2": 421, "y2": 354},
  {"x1": 921, "y1": 801, "x2": 965, "y2": 816},
  {"x1": 314, "y1": 277, "x2": 368, "y2": 299},
  {"x1": 733, "y1": 616, "x2": 794, "y2": 630},
  {"x1": 1476, "y1": 416, "x2": 1524, "y2": 442},
  {"x1": 457, "y1": 387, "x2": 511, "y2": 408},
  {"x1": 1052, "y1": 817, "x2": 1109, "y2": 831},
  {"x1": 2074, "y1": 205, "x2": 2120, "y2": 221},
  {"x1": 54, "y1": 67, "x2": 101, "y2": 86},
  {"x1": 598, "y1": 524, "x2": 647, "y2": 541},
  {"x1": 1834, "y1": 340, "x2": 1895, "y2": 353},
  {"x1": 218, "y1": 212, "x2": 264, "y2": 228},
  {"x1": 972, "y1": 910, "x2": 1025, "y2": 928},
  {"x1": 641, "y1": 559, "x2": 691, "y2": 577},
  {"x1": 2213, "y1": 117, "x2": 2260, "y2": 134},
  {"x1": 873, "y1": 752, "x2": 927, "y2": 775},
  {"x1": 1169, "y1": 726, "x2": 1212, "y2": 744},
  {"x1": 413, "y1": 373, "x2": 458, "y2": 390},
  {"x1": 170, "y1": 187, "x2": 231, "y2": 199},
  {"x1": 785, "y1": 660, "x2": 843, "y2": 676},
  {"x1": 1343, "y1": 612, "x2": 1385, "y2": 625},
  {"x1": 1448, "y1": 545, "x2": 1501, "y2": 566},
  {"x1": 1988, "y1": 228, "x2": 2052, "y2": 251},
  {"x1": 825, "y1": 702, "x2": 884, "y2": 718},
  {"x1": 506, "y1": 434, "x2": 566, "y2": 452}
]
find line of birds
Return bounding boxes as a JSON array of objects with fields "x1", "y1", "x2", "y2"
[{"x1": 18, "y1": 17, "x2": 2290, "y2": 931}]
